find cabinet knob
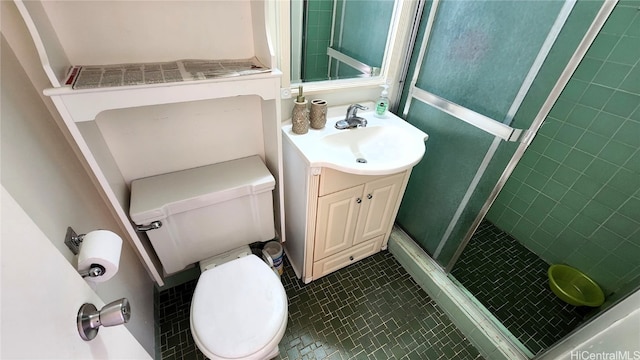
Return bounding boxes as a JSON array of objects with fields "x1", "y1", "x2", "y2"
[
  {"x1": 367, "y1": 194, "x2": 373, "y2": 200},
  {"x1": 349, "y1": 256, "x2": 354, "y2": 261},
  {"x1": 356, "y1": 198, "x2": 362, "y2": 204}
]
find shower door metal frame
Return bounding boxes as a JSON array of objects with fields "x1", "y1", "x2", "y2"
[
  {"x1": 444, "y1": 0, "x2": 619, "y2": 273},
  {"x1": 400, "y1": 0, "x2": 592, "y2": 271}
]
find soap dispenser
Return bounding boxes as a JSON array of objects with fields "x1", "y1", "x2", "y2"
[
  {"x1": 292, "y1": 86, "x2": 309, "y2": 134},
  {"x1": 375, "y1": 84, "x2": 390, "y2": 118}
]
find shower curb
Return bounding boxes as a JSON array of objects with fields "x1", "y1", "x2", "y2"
[{"x1": 388, "y1": 226, "x2": 530, "y2": 360}]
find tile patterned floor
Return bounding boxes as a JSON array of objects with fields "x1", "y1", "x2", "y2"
[
  {"x1": 451, "y1": 220, "x2": 590, "y2": 355},
  {"x1": 156, "y1": 279, "x2": 206, "y2": 360},
  {"x1": 156, "y1": 251, "x2": 484, "y2": 359}
]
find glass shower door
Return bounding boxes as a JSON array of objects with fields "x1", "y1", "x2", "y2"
[
  {"x1": 396, "y1": 0, "x2": 576, "y2": 269},
  {"x1": 328, "y1": 0, "x2": 395, "y2": 78}
]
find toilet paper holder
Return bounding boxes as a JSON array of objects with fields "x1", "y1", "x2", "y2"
[
  {"x1": 64, "y1": 226, "x2": 85, "y2": 255},
  {"x1": 64, "y1": 226, "x2": 86, "y2": 255},
  {"x1": 64, "y1": 227, "x2": 108, "y2": 279}
]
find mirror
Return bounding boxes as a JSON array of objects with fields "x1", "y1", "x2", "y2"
[{"x1": 291, "y1": 0, "x2": 397, "y2": 83}]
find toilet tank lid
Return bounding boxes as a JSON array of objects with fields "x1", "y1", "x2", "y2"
[{"x1": 129, "y1": 156, "x2": 275, "y2": 224}]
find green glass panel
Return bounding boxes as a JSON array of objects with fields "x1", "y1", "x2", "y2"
[
  {"x1": 396, "y1": 101, "x2": 498, "y2": 260},
  {"x1": 333, "y1": 0, "x2": 393, "y2": 66},
  {"x1": 437, "y1": 140, "x2": 518, "y2": 266},
  {"x1": 416, "y1": 0, "x2": 564, "y2": 121},
  {"x1": 330, "y1": 0, "x2": 394, "y2": 78}
]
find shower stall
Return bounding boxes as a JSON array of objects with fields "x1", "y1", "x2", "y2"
[{"x1": 395, "y1": 0, "x2": 639, "y2": 356}]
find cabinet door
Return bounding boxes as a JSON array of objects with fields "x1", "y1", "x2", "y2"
[
  {"x1": 354, "y1": 173, "x2": 404, "y2": 245},
  {"x1": 314, "y1": 185, "x2": 364, "y2": 260}
]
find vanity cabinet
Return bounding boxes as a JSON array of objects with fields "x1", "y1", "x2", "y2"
[
  {"x1": 312, "y1": 171, "x2": 405, "y2": 279},
  {"x1": 281, "y1": 126, "x2": 414, "y2": 283},
  {"x1": 281, "y1": 104, "x2": 427, "y2": 283}
]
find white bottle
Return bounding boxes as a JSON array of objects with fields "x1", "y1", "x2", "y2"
[{"x1": 375, "y1": 84, "x2": 390, "y2": 118}]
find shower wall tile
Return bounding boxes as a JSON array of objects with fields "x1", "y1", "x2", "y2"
[
  {"x1": 601, "y1": 4, "x2": 637, "y2": 35},
  {"x1": 620, "y1": 65, "x2": 640, "y2": 93},
  {"x1": 589, "y1": 111, "x2": 625, "y2": 137},
  {"x1": 562, "y1": 79, "x2": 589, "y2": 102},
  {"x1": 303, "y1": 0, "x2": 333, "y2": 81},
  {"x1": 579, "y1": 84, "x2": 614, "y2": 108},
  {"x1": 486, "y1": 1, "x2": 640, "y2": 295}
]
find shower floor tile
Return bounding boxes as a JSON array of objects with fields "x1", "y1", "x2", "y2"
[
  {"x1": 451, "y1": 220, "x2": 590, "y2": 355},
  {"x1": 156, "y1": 251, "x2": 483, "y2": 359}
]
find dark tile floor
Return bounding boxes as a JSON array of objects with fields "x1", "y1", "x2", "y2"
[
  {"x1": 451, "y1": 220, "x2": 590, "y2": 355},
  {"x1": 156, "y1": 251, "x2": 484, "y2": 359},
  {"x1": 156, "y1": 279, "x2": 206, "y2": 360}
]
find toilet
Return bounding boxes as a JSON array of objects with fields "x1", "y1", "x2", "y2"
[{"x1": 129, "y1": 155, "x2": 288, "y2": 359}]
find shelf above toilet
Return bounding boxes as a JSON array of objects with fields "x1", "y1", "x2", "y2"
[{"x1": 44, "y1": 70, "x2": 282, "y2": 122}]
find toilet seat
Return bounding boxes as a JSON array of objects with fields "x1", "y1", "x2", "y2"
[{"x1": 190, "y1": 255, "x2": 288, "y2": 360}]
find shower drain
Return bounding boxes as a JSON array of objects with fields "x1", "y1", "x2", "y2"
[{"x1": 356, "y1": 158, "x2": 367, "y2": 163}]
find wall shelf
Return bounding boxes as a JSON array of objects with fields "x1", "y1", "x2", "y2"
[
  {"x1": 16, "y1": 0, "x2": 285, "y2": 286},
  {"x1": 45, "y1": 70, "x2": 282, "y2": 122}
]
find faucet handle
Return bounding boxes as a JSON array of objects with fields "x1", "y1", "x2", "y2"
[
  {"x1": 349, "y1": 103, "x2": 368, "y2": 112},
  {"x1": 346, "y1": 103, "x2": 369, "y2": 118}
]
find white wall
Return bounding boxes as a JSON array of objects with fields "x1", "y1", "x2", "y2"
[
  {"x1": 1, "y1": 187, "x2": 152, "y2": 360},
  {"x1": 538, "y1": 291, "x2": 640, "y2": 360},
  {"x1": 1, "y1": 3, "x2": 155, "y2": 355},
  {"x1": 40, "y1": 1, "x2": 254, "y2": 65},
  {"x1": 94, "y1": 96, "x2": 265, "y2": 184}
]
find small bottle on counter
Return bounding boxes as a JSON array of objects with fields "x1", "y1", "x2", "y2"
[
  {"x1": 292, "y1": 86, "x2": 309, "y2": 134},
  {"x1": 375, "y1": 84, "x2": 390, "y2": 118}
]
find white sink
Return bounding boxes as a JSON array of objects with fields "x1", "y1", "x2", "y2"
[{"x1": 283, "y1": 109, "x2": 428, "y2": 176}]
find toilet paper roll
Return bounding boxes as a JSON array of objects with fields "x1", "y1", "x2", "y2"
[{"x1": 77, "y1": 230, "x2": 123, "y2": 283}]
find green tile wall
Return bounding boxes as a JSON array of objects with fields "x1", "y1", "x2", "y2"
[
  {"x1": 303, "y1": 0, "x2": 333, "y2": 81},
  {"x1": 487, "y1": 2, "x2": 640, "y2": 296}
]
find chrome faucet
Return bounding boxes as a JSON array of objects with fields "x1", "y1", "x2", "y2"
[{"x1": 335, "y1": 104, "x2": 369, "y2": 130}]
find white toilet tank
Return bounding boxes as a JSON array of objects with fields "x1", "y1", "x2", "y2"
[{"x1": 129, "y1": 156, "x2": 276, "y2": 275}]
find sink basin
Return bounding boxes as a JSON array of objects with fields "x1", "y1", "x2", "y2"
[
  {"x1": 283, "y1": 109, "x2": 428, "y2": 175},
  {"x1": 321, "y1": 126, "x2": 422, "y2": 164}
]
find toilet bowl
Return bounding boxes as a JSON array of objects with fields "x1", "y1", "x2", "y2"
[
  {"x1": 191, "y1": 252, "x2": 287, "y2": 360},
  {"x1": 128, "y1": 156, "x2": 288, "y2": 359}
]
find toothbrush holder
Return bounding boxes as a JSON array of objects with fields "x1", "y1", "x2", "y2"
[{"x1": 310, "y1": 99, "x2": 328, "y2": 129}]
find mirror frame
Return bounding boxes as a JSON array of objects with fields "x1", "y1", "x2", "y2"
[{"x1": 275, "y1": 0, "x2": 420, "y2": 101}]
